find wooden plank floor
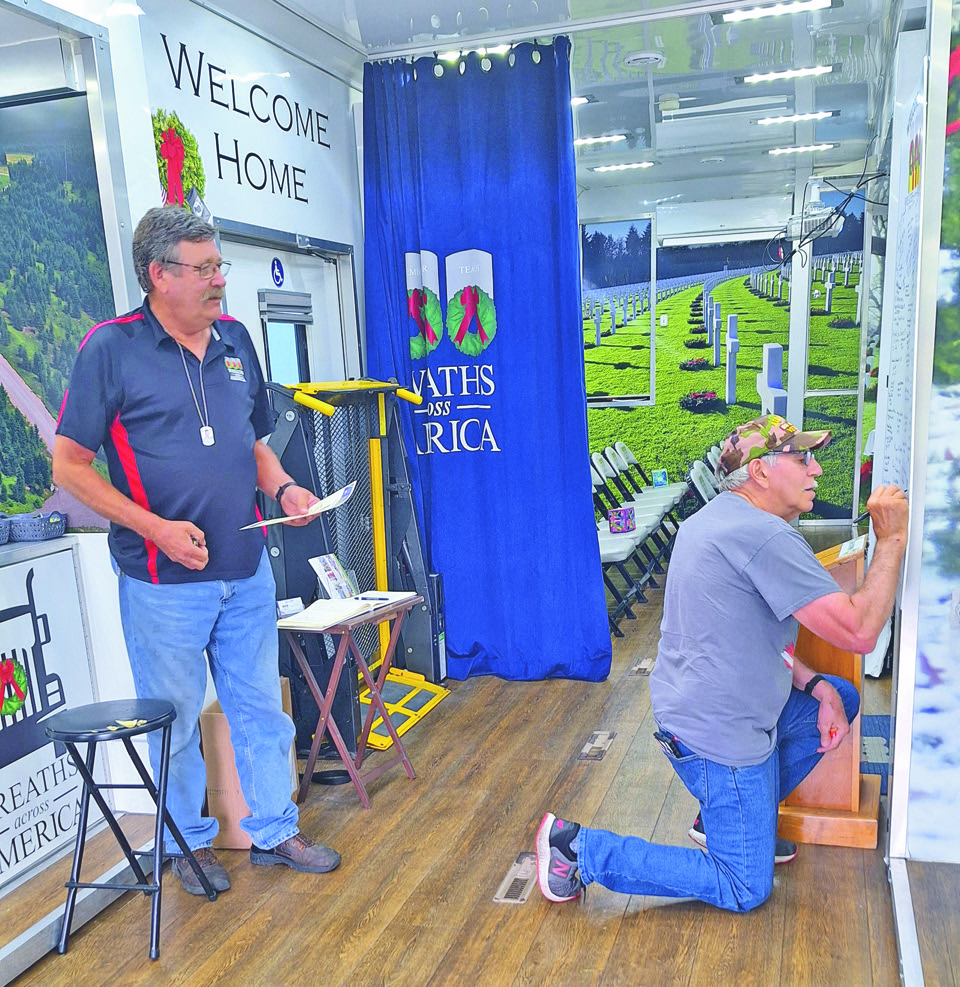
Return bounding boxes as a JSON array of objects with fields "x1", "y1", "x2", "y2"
[
  {"x1": 910, "y1": 859, "x2": 960, "y2": 986},
  {"x1": 10, "y1": 582, "x2": 903, "y2": 987}
]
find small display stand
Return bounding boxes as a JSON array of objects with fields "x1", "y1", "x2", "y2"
[
  {"x1": 777, "y1": 537, "x2": 881, "y2": 848},
  {"x1": 281, "y1": 594, "x2": 423, "y2": 808}
]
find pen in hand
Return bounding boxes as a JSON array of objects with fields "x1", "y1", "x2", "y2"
[{"x1": 854, "y1": 488, "x2": 908, "y2": 525}]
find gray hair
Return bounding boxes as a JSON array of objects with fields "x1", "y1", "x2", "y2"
[
  {"x1": 132, "y1": 207, "x2": 217, "y2": 293},
  {"x1": 716, "y1": 454, "x2": 777, "y2": 492}
]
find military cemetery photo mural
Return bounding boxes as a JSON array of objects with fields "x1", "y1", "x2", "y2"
[
  {"x1": 0, "y1": 95, "x2": 115, "y2": 529},
  {"x1": 583, "y1": 196, "x2": 868, "y2": 520}
]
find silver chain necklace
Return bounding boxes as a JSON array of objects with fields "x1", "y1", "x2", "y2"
[{"x1": 177, "y1": 343, "x2": 215, "y2": 446}]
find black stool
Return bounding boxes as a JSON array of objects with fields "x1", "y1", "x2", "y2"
[{"x1": 44, "y1": 699, "x2": 218, "y2": 960}]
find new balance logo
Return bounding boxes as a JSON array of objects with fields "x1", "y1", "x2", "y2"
[{"x1": 550, "y1": 860, "x2": 571, "y2": 878}]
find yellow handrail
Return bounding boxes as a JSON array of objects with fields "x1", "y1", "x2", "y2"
[{"x1": 292, "y1": 390, "x2": 336, "y2": 416}]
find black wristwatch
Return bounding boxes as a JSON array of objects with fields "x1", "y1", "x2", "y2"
[
  {"x1": 803, "y1": 673, "x2": 826, "y2": 697},
  {"x1": 275, "y1": 480, "x2": 297, "y2": 505}
]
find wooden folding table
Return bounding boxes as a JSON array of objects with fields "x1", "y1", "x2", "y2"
[{"x1": 281, "y1": 595, "x2": 422, "y2": 808}]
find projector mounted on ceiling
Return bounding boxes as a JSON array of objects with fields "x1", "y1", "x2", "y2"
[{"x1": 785, "y1": 181, "x2": 844, "y2": 240}]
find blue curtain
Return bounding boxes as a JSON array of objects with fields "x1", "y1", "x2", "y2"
[{"x1": 363, "y1": 40, "x2": 610, "y2": 682}]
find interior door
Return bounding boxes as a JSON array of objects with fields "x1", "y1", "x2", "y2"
[{"x1": 220, "y1": 237, "x2": 357, "y2": 383}]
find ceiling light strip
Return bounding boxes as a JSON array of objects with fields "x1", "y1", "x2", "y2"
[
  {"x1": 723, "y1": 0, "x2": 831, "y2": 22},
  {"x1": 367, "y1": 0, "x2": 775, "y2": 60},
  {"x1": 741, "y1": 64, "x2": 836, "y2": 83},
  {"x1": 757, "y1": 110, "x2": 837, "y2": 124},
  {"x1": 768, "y1": 143, "x2": 836, "y2": 154},
  {"x1": 593, "y1": 162, "x2": 656, "y2": 172},
  {"x1": 575, "y1": 135, "x2": 628, "y2": 146}
]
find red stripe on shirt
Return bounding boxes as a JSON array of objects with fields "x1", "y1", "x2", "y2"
[
  {"x1": 56, "y1": 389, "x2": 69, "y2": 428},
  {"x1": 110, "y1": 413, "x2": 161, "y2": 583},
  {"x1": 58, "y1": 314, "x2": 145, "y2": 428},
  {"x1": 77, "y1": 312, "x2": 144, "y2": 352}
]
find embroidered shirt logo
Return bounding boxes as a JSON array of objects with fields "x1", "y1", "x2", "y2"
[{"x1": 224, "y1": 357, "x2": 246, "y2": 382}]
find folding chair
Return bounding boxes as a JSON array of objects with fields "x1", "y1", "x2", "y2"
[
  {"x1": 591, "y1": 468, "x2": 662, "y2": 571},
  {"x1": 688, "y1": 460, "x2": 719, "y2": 507},
  {"x1": 613, "y1": 441, "x2": 691, "y2": 503},
  {"x1": 598, "y1": 515, "x2": 662, "y2": 636},
  {"x1": 606, "y1": 444, "x2": 689, "y2": 502},
  {"x1": 592, "y1": 452, "x2": 681, "y2": 516},
  {"x1": 590, "y1": 460, "x2": 675, "y2": 574}
]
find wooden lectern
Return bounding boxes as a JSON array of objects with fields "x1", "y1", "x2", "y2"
[{"x1": 777, "y1": 538, "x2": 882, "y2": 849}]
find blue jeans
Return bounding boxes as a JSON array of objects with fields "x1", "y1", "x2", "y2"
[
  {"x1": 578, "y1": 675, "x2": 860, "y2": 911},
  {"x1": 115, "y1": 549, "x2": 299, "y2": 853}
]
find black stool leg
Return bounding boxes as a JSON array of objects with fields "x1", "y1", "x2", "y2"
[
  {"x1": 57, "y1": 741, "x2": 96, "y2": 954},
  {"x1": 64, "y1": 742, "x2": 150, "y2": 886},
  {"x1": 122, "y1": 729, "x2": 218, "y2": 905}
]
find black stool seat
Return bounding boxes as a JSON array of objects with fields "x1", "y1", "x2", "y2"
[
  {"x1": 45, "y1": 698, "x2": 176, "y2": 743},
  {"x1": 45, "y1": 698, "x2": 218, "y2": 961}
]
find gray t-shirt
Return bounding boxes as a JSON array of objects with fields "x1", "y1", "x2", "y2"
[{"x1": 649, "y1": 491, "x2": 841, "y2": 766}]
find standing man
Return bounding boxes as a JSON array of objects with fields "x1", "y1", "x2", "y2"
[
  {"x1": 537, "y1": 415, "x2": 907, "y2": 912},
  {"x1": 54, "y1": 206, "x2": 340, "y2": 895}
]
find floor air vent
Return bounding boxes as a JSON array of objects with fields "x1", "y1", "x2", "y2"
[{"x1": 493, "y1": 852, "x2": 537, "y2": 904}]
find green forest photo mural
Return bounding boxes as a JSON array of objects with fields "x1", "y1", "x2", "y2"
[{"x1": 0, "y1": 95, "x2": 115, "y2": 524}]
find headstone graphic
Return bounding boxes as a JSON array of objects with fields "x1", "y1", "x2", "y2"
[
  {"x1": 406, "y1": 250, "x2": 443, "y2": 359},
  {"x1": 757, "y1": 343, "x2": 788, "y2": 416},
  {"x1": 445, "y1": 249, "x2": 497, "y2": 356},
  {"x1": 725, "y1": 315, "x2": 739, "y2": 404}
]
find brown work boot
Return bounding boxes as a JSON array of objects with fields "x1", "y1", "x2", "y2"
[
  {"x1": 249, "y1": 833, "x2": 341, "y2": 873},
  {"x1": 172, "y1": 846, "x2": 231, "y2": 895}
]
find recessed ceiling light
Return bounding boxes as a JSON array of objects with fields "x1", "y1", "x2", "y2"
[
  {"x1": 593, "y1": 162, "x2": 656, "y2": 172},
  {"x1": 756, "y1": 110, "x2": 838, "y2": 124},
  {"x1": 721, "y1": 0, "x2": 832, "y2": 23},
  {"x1": 574, "y1": 135, "x2": 629, "y2": 146},
  {"x1": 768, "y1": 143, "x2": 836, "y2": 154},
  {"x1": 701, "y1": 156, "x2": 726, "y2": 164},
  {"x1": 623, "y1": 50, "x2": 666, "y2": 68},
  {"x1": 740, "y1": 65, "x2": 837, "y2": 84}
]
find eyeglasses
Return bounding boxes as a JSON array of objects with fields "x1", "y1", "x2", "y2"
[
  {"x1": 767, "y1": 449, "x2": 816, "y2": 466},
  {"x1": 165, "y1": 259, "x2": 231, "y2": 279}
]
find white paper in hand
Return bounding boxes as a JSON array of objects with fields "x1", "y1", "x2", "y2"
[{"x1": 239, "y1": 480, "x2": 356, "y2": 530}]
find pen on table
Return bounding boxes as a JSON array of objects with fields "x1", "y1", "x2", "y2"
[{"x1": 357, "y1": 595, "x2": 390, "y2": 601}]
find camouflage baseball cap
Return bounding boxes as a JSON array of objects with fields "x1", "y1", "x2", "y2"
[{"x1": 717, "y1": 414, "x2": 831, "y2": 476}]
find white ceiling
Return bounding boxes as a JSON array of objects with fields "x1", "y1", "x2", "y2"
[
  {"x1": 283, "y1": 0, "x2": 917, "y2": 215},
  {"x1": 1, "y1": 0, "x2": 923, "y2": 219}
]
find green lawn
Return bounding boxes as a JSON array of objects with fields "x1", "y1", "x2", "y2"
[{"x1": 584, "y1": 265, "x2": 867, "y2": 519}]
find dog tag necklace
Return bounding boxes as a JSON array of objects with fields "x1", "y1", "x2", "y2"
[{"x1": 178, "y1": 343, "x2": 214, "y2": 446}]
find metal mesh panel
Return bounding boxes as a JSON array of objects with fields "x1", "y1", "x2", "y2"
[{"x1": 307, "y1": 398, "x2": 378, "y2": 660}]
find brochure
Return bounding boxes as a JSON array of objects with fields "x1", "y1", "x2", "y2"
[
  {"x1": 238, "y1": 480, "x2": 356, "y2": 530},
  {"x1": 309, "y1": 554, "x2": 355, "y2": 600}
]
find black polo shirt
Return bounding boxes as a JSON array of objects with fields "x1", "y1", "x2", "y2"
[{"x1": 57, "y1": 299, "x2": 273, "y2": 584}]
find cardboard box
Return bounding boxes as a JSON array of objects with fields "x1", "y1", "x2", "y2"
[{"x1": 200, "y1": 677, "x2": 298, "y2": 849}]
